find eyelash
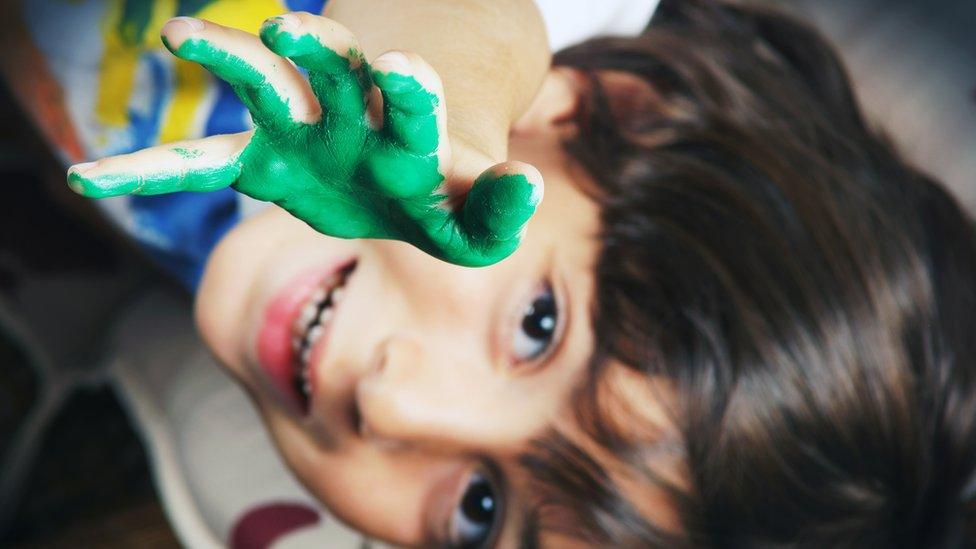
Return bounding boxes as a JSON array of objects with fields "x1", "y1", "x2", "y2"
[
  {"x1": 509, "y1": 280, "x2": 561, "y2": 365},
  {"x1": 447, "y1": 468, "x2": 504, "y2": 549},
  {"x1": 445, "y1": 280, "x2": 560, "y2": 545}
]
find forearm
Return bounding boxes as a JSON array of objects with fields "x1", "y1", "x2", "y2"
[{"x1": 323, "y1": 0, "x2": 550, "y2": 164}]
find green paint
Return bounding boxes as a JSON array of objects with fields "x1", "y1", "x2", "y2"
[
  {"x1": 172, "y1": 147, "x2": 204, "y2": 159},
  {"x1": 67, "y1": 19, "x2": 540, "y2": 267},
  {"x1": 69, "y1": 158, "x2": 241, "y2": 197},
  {"x1": 164, "y1": 34, "x2": 298, "y2": 132}
]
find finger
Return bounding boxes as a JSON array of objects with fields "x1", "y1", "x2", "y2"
[
  {"x1": 362, "y1": 144, "x2": 442, "y2": 199},
  {"x1": 371, "y1": 51, "x2": 448, "y2": 161},
  {"x1": 67, "y1": 133, "x2": 250, "y2": 198},
  {"x1": 412, "y1": 162, "x2": 543, "y2": 267},
  {"x1": 453, "y1": 161, "x2": 545, "y2": 265},
  {"x1": 162, "y1": 17, "x2": 319, "y2": 132},
  {"x1": 259, "y1": 13, "x2": 370, "y2": 122}
]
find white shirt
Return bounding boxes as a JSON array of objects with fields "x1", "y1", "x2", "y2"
[{"x1": 536, "y1": 0, "x2": 661, "y2": 51}]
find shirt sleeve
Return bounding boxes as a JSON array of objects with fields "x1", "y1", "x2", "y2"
[{"x1": 533, "y1": 0, "x2": 661, "y2": 52}]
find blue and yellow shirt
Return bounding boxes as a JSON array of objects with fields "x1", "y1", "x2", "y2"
[{"x1": 18, "y1": 0, "x2": 658, "y2": 288}]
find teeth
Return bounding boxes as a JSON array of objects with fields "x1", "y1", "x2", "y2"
[
  {"x1": 321, "y1": 274, "x2": 339, "y2": 293},
  {"x1": 317, "y1": 306, "x2": 333, "y2": 325},
  {"x1": 307, "y1": 324, "x2": 325, "y2": 345},
  {"x1": 291, "y1": 263, "x2": 354, "y2": 401},
  {"x1": 297, "y1": 301, "x2": 318, "y2": 330},
  {"x1": 310, "y1": 286, "x2": 327, "y2": 305},
  {"x1": 330, "y1": 287, "x2": 344, "y2": 305}
]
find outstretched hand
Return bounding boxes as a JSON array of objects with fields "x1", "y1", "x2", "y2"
[{"x1": 67, "y1": 13, "x2": 543, "y2": 267}]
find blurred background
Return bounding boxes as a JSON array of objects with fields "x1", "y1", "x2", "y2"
[{"x1": 0, "y1": 0, "x2": 973, "y2": 547}]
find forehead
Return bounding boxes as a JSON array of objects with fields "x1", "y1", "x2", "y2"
[{"x1": 511, "y1": 137, "x2": 601, "y2": 264}]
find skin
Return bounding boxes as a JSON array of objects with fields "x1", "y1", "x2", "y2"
[
  {"x1": 60, "y1": 8, "x2": 673, "y2": 546},
  {"x1": 195, "y1": 58, "x2": 679, "y2": 546},
  {"x1": 68, "y1": 15, "x2": 541, "y2": 266},
  {"x1": 194, "y1": 82, "x2": 613, "y2": 545}
]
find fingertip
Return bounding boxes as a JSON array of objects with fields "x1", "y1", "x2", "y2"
[
  {"x1": 259, "y1": 13, "x2": 300, "y2": 47},
  {"x1": 267, "y1": 13, "x2": 302, "y2": 30},
  {"x1": 69, "y1": 161, "x2": 97, "y2": 175},
  {"x1": 485, "y1": 161, "x2": 545, "y2": 206},
  {"x1": 66, "y1": 165, "x2": 99, "y2": 196},
  {"x1": 372, "y1": 51, "x2": 447, "y2": 99},
  {"x1": 372, "y1": 51, "x2": 411, "y2": 76},
  {"x1": 161, "y1": 16, "x2": 204, "y2": 51},
  {"x1": 506, "y1": 160, "x2": 544, "y2": 187},
  {"x1": 372, "y1": 52, "x2": 425, "y2": 97},
  {"x1": 66, "y1": 171, "x2": 86, "y2": 195},
  {"x1": 520, "y1": 165, "x2": 545, "y2": 206},
  {"x1": 261, "y1": 13, "x2": 363, "y2": 76},
  {"x1": 463, "y1": 164, "x2": 545, "y2": 246}
]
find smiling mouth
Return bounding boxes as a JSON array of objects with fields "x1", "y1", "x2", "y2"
[{"x1": 290, "y1": 261, "x2": 356, "y2": 414}]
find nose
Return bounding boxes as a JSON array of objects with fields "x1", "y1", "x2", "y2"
[
  {"x1": 354, "y1": 335, "x2": 522, "y2": 451},
  {"x1": 346, "y1": 240, "x2": 565, "y2": 451}
]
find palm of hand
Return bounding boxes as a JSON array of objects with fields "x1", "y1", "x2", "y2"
[{"x1": 68, "y1": 15, "x2": 542, "y2": 267}]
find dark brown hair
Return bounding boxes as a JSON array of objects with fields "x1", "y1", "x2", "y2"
[{"x1": 520, "y1": 0, "x2": 976, "y2": 546}]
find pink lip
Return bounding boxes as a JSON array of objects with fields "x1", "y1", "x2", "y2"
[{"x1": 256, "y1": 257, "x2": 353, "y2": 413}]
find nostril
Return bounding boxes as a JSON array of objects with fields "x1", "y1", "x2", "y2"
[
  {"x1": 350, "y1": 391, "x2": 366, "y2": 439},
  {"x1": 367, "y1": 337, "x2": 396, "y2": 380},
  {"x1": 351, "y1": 378, "x2": 411, "y2": 450},
  {"x1": 352, "y1": 396, "x2": 403, "y2": 450},
  {"x1": 375, "y1": 346, "x2": 390, "y2": 376},
  {"x1": 371, "y1": 336, "x2": 424, "y2": 382},
  {"x1": 350, "y1": 373, "x2": 373, "y2": 441},
  {"x1": 353, "y1": 336, "x2": 425, "y2": 443},
  {"x1": 351, "y1": 379, "x2": 387, "y2": 445}
]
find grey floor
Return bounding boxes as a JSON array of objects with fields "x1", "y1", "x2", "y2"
[{"x1": 788, "y1": 0, "x2": 976, "y2": 212}]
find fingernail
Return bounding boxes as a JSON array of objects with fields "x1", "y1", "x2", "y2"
[
  {"x1": 271, "y1": 13, "x2": 300, "y2": 29},
  {"x1": 70, "y1": 161, "x2": 97, "y2": 174},
  {"x1": 171, "y1": 16, "x2": 204, "y2": 32},
  {"x1": 374, "y1": 51, "x2": 410, "y2": 74}
]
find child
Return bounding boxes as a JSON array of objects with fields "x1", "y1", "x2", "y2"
[{"x1": 17, "y1": 0, "x2": 976, "y2": 546}]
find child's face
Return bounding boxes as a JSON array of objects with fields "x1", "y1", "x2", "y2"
[{"x1": 195, "y1": 127, "x2": 603, "y2": 546}]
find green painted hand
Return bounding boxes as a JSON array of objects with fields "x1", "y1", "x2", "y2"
[{"x1": 67, "y1": 14, "x2": 542, "y2": 267}]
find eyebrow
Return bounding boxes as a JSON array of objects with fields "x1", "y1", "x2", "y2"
[
  {"x1": 512, "y1": 275, "x2": 581, "y2": 549},
  {"x1": 517, "y1": 511, "x2": 541, "y2": 549},
  {"x1": 537, "y1": 270, "x2": 575, "y2": 374}
]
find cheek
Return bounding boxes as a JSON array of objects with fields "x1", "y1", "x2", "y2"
[
  {"x1": 194, "y1": 207, "x2": 323, "y2": 368},
  {"x1": 266, "y1": 411, "x2": 458, "y2": 545},
  {"x1": 357, "y1": 355, "x2": 575, "y2": 450},
  {"x1": 195, "y1": 220, "x2": 259, "y2": 369}
]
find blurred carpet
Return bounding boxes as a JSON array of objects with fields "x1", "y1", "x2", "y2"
[
  {"x1": 0, "y1": 76, "x2": 178, "y2": 548},
  {"x1": 1, "y1": 387, "x2": 179, "y2": 548}
]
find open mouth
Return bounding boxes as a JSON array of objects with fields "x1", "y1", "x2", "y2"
[
  {"x1": 256, "y1": 258, "x2": 356, "y2": 416},
  {"x1": 290, "y1": 262, "x2": 355, "y2": 413}
]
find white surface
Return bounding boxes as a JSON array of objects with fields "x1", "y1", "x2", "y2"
[
  {"x1": 535, "y1": 0, "x2": 661, "y2": 51},
  {"x1": 107, "y1": 289, "x2": 368, "y2": 548}
]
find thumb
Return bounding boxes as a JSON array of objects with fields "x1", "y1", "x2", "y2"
[{"x1": 461, "y1": 160, "x2": 545, "y2": 246}]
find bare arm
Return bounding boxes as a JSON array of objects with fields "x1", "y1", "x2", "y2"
[{"x1": 324, "y1": 0, "x2": 551, "y2": 168}]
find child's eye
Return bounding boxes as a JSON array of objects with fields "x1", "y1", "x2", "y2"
[
  {"x1": 512, "y1": 283, "x2": 558, "y2": 362},
  {"x1": 448, "y1": 471, "x2": 499, "y2": 548}
]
